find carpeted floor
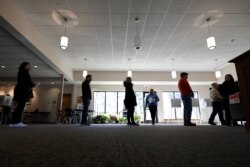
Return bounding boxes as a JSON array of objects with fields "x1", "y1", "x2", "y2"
[{"x1": 0, "y1": 124, "x2": 250, "y2": 167}]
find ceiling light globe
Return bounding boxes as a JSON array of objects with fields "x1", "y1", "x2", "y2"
[
  {"x1": 60, "y1": 36, "x2": 68, "y2": 50},
  {"x1": 207, "y1": 37, "x2": 216, "y2": 50}
]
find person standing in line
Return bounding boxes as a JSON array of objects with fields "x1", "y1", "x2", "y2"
[
  {"x1": 219, "y1": 74, "x2": 240, "y2": 126},
  {"x1": 123, "y1": 77, "x2": 139, "y2": 126},
  {"x1": 81, "y1": 75, "x2": 92, "y2": 126},
  {"x1": 146, "y1": 89, "x2": 159, "y2": 125},
  {"x1": 9, "y1": 62, "x2": 36, "y2": 127},
  {"x1": 209, "y1": 83, "x2": 226, "y2": 125},
  {"x1": 178, "y1": 72, "x2": 196, "y2": 126}
]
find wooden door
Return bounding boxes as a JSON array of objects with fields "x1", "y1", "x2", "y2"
[{"x1": 62, "y1": 94, "x2": 72, "y2": 109}]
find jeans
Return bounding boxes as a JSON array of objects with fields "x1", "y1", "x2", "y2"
[
  {"x1": 81, "y1": 98, "x2": 90, "y2": 124},
  {"x1": 181, "y1": 95, "x2": 192, "y2": 125}
]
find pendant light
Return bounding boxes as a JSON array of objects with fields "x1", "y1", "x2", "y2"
[
  {"x1": 60, "y1": 17, "x2": 68, "y2": 50},
  {"x1": 206, "y1": 18, "x2": 216, "y2": 50},
  {"x1": 215, "y1": 58, "x2": 221, "y2": 78},
  {"x1": 171, "y1": 58, "x2": 177, "y2": 79},
  {"x1": 134, "y1": 17, "x2": 141, "y2": 50},
  {"x1": 127, "y1": 58, "x2": 132, "y2": 77},
  {"x1": 82, "y1": 58, "x2": 88, "y2": 78}
]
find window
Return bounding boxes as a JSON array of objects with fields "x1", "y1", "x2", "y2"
[
  {"x1": 118, "y1": 92, "x2": 125, "y2": 117},
  {"x1": 94, "y1": 92, "x2": 105, "y2": 115},
  {"x1": 106, "y1": 92, "x2": 117, "y2": 116},
  {"x1": 93, "y1": 91, "x2": 144, "y2": 119}
]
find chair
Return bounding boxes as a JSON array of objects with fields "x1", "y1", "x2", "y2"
[
  {"x1": 24, "y1": 108, "x2": 39, "y2": 124},
  {"x1": 62, "y1": 108, "x2": 74, "y2": 124},
  {"x1": 71, "y1": 110, "x2": 82, "y2": 124},
  {"x1": 169, "y1": 99, "x2": 182, "y2": 124}
]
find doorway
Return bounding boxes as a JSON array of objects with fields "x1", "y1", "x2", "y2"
[{"x1": 62, "y1": 94, "x2": 72, "y2": 109}]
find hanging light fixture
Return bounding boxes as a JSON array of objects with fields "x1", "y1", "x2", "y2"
[
  {"x1": 171, "y1": 58, "x2": 177, "y2": 79},
  {"x1": 214, "y1": 58, "x2": 221, "y2": 78},
  {"x1": 127, "y1": 58, "x2": 132, "y2": 77},
  {"x1": 82, "y1": 58, "x2": 88, "y2": 78},
  {"x1": 60, "y1": 17, "x2": 68, "y2": 50},
  {"x1": 134, "y1": 17, "x2": 141, "y2": 50},
  {"x1": 206, "y1": 18, "x2": 216, "y2": 50}
]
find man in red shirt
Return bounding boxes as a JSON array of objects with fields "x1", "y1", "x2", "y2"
[{"x1": 178, "y1": 72, "x2": 196, "y2": 126}]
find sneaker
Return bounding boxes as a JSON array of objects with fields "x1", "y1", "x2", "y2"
[{"x1": 9, "y1": 122, "x2": 27, "y2": 128}]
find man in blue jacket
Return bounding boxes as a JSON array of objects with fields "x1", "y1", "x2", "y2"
[{"x1": 146, "y1": 89, "x2": 160, "y2": 125}]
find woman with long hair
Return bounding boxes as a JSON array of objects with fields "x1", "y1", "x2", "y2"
[
  {"x1": 219, "y1": 74, "x2": 240, "y2": 126},
  {"x1": 9, "y1": 62, "x2": 35, "y2": 127},
  {"x1": 123, "y1": 77, "x2": 139, "y2": 126}
]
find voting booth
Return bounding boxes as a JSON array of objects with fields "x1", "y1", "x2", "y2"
[
  {"x1": 0, "y1": 95, "x2": 13, "y2": 107},
  {"x1": 0, "y1": 95, "x2": 13, "y2": 124}
]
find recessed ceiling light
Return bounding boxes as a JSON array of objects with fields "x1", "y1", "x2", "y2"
[
  {"x1": 33, "y1": 65, "x2": 38, "y2": 68},
  {"x1": 1, "y1": 65, "x2": 6, "y2": 68},
  {"x1": 51, "y1": 82, "x2": 55, "y2": 85}
]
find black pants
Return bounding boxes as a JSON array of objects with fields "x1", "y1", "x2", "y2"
[
  {"x1": 126, "y1": 106, "x2": 135, "y2": 123},
  {"x1": 10, "y1": 100, "x2": 26, "y2": 124},
  {"x1": 149, "y1": 106, "x2": 157, "y2": 124},
  {"x1": 209, "y1": 101, "x2": 225, "y2": 124},
  {"x1": 81, "y1": 99, "x2": 90, "y2": 124},
  {"x1": 223, "y1": 99, "x2": 232, "y2": 125}
]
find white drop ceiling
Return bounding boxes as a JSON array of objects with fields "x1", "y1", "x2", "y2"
[{"x1": 1, "y1": 0, "x2": 250, "y2": 80}]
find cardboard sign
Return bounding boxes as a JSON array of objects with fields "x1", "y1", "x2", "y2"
[{"x1": 229, "y1": 93, "x2": 240, "y2": 104}]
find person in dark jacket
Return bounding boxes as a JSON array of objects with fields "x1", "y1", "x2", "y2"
[
  {"x1": 146, "y1": 89, "x2": 159, "y2": 125},
  {"x1": 81, "y1": 75, "x2": 92, "y2": 125},
  {"x1": 219, "y1": 74, "x2": 240, "y2": 126},
  {"x1": 123, "y1": 77, "x2": 138, "y2": 126},
  {"x1": 9, "y1": 62, "x2": 35, "y2": 127}
]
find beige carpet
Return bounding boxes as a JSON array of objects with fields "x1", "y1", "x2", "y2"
[{"x1": 0, "y1": 124, "x2": 249, "y2": 167}]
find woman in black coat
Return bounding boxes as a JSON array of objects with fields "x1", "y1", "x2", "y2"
[
  {"x1": 123, "y1": 77, "x2": 138, "y2": 126},
  {"x1": 219, "y1": 74, "x2": 240, "y2": 126},
  {"x1": 10, "y1": 62, "x2": 35, "y2": 127}
]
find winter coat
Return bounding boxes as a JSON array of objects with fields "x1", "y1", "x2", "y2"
[
  {"x1": 123, "y1": 81, "x2": 137, "y2": 108},
  {"x1": 146, "y1": 93, "x2": 159, "y2": 107},
  {"x1": 13, "y1": 70, "x2": 35, "y2": 102},
  {"x1": 219, "y1": 81, "x2": 239, "y2": 99},
  {"x1": 82, "y1": 80, "x2": 92, "y2": 101}
]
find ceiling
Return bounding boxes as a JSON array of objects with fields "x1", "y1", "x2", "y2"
[
  {"x1": 1, "y1": 0, "x2": 250, "y2": 80},
  {"x1": 0, "y1": 24, "x2": 60, "y2": 78}
]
